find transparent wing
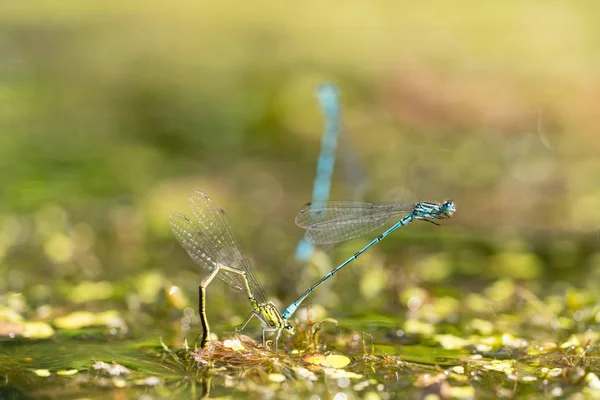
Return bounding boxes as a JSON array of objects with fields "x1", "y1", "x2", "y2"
[
  {"x1": 169, "y1": 213, "x2": 244, "y2": 292},
  {"x1": 295, "y1": 201, "x2": 413, "y2": 244},
  {"x1": 188, "y1": 191, "x2": 268, "y2": 304},
  {"x1": 169, "y1": 191, "x2": 267, "y2": 304}
]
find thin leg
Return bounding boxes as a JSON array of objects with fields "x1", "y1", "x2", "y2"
[
  {"x1": 275, "y1": 328, "x2": 282, "y2": 352},
  {"x1": 235, "y1": 311, "x2": 256, "y2": 333}
]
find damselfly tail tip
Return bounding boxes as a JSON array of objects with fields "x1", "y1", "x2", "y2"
[{"x1": 299, "y1": 202, "x2": 312, "y2": 213}]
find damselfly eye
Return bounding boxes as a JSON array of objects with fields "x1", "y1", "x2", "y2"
[{"x1": 442, "y1": 200, "x2": 456, "y2": 214}]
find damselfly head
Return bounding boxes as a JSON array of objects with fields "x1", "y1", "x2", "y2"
[
  {"x1": 284, "y1": 322, "x2": 295, "y2": 335},
  {"x1": 441, "y1": 200, "x2": 456, "y2": 216},
  {"x1": 413, "y1": 200, "x2": 455, "y2": 221},
  {"x1": 261, "y1": 302, "x2": 295, "y2": 334}
]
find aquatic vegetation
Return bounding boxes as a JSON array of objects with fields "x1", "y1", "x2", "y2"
[{"x1": 2, "y1": 277, "x2": 600, "y2": 398}]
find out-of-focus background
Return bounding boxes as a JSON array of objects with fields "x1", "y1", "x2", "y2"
[{"x1": 1, "y1": 1, "x2": 600, "y2": 337}]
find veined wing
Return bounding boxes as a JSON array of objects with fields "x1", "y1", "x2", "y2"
[
  {"x1": 295, "y1": 201, "x2": 413, "y2": 244},
  {"x1": 169, "y1": 191, "x2": 268, "y2": 304}
]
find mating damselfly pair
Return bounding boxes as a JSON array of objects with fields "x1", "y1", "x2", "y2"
[
  {"x1": 170, "y1": 191, "x2": 455, "y2": 349},
  {"x1": 170, "y1": 83, "x2": 455, "y2": 349}
]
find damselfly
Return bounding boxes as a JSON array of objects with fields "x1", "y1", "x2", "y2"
[
  {"x1": 295, "y1": 83, "x2": 342, "y2": 263},
  {"x1": 283, "y1": 199, "x2": 455, "y2": 319},
  {"x1": 170, "y1": 191, "x2": 294, "y2": 348}
]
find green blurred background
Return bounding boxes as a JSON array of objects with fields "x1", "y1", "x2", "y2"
[{"x1": 1, "y1": 1, "x2": 600, "y2": 334}]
